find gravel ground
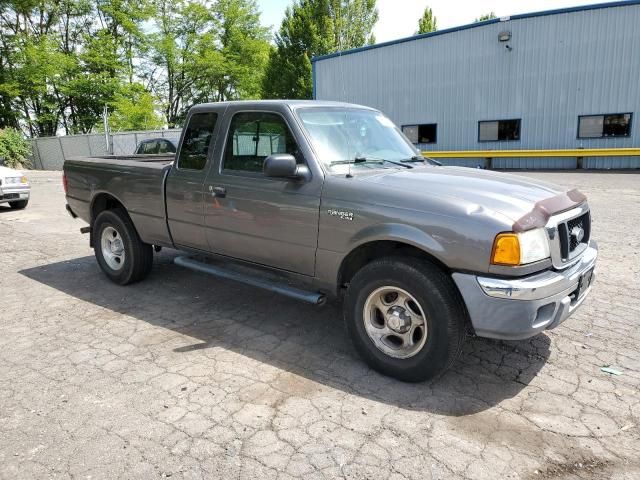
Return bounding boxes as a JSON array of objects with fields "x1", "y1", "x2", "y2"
[{"x1": 0, "y1": 170, "x2": 639, "y2": 479}]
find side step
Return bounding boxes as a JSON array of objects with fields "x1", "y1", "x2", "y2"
[{"x1": 174, "y1": 256, "x2": 327, "y2": 306}]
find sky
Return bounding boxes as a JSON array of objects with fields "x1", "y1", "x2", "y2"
[{"x1": 257, "y1": 0, "x2": 605, "y2": 43}]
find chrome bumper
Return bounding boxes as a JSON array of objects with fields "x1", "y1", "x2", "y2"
[
  {"x1": 0, "y1": 185, "x2": 30, "y2": 203},
  {"x1": 452, "y1": 243, "x2": 597, "y2": 340}
]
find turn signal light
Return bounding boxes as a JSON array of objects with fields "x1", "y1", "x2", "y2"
[
  {"x1": 491, "y1": 228, "x2": 551, "y2": 266},
  {"x1": 491, "y1": 233, "x2": 520, "y2": 266},
  {"x1": 21, "y1": 175, "x2": 28, "y2": 184}
]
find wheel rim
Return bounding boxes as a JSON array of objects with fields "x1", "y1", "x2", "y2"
[
  {"x1": 363, "y1": 286, "x2": 428, "y2": 359},
  {"x1": 100, "y1": 226, "x2": 125, "y2": 271}
]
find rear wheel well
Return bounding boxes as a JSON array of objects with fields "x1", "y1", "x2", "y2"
[
  {"x1": 91, "y1": 194, "x2": 126, "y2": 225},
  {"x1": 338, "y1": 241, "x2": 450, "y2": 291},
  {"x1": 90, "y1": 194, "x2": 129, "y2": 248}
]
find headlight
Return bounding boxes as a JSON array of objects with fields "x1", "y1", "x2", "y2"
[{"x1": 491, "y1": 228, "x2": 550, "y2": 266}]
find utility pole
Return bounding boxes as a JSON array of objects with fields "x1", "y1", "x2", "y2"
[{"x1": 103, "y1": 105, "x2": 112, "y2": 154}]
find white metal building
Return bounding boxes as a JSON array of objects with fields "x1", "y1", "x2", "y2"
[{"x1": 312, "y1": 1, "x2": 640, "y2": 168}]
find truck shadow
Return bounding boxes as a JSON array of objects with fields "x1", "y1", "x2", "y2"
[{"x1": 20, "y1": 251, "x2": 551, "y2": 416}]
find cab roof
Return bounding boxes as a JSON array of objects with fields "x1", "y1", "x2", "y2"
[{"x1": 190, "y1": 99, "x2": 376, "y2": 112}]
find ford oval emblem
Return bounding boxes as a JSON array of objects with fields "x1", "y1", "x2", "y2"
[{"x1": 571, "y1": 226, "x2": 585, "y2": 243}]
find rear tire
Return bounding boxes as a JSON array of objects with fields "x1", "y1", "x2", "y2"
[
  {"x1": 344, "y1": 257, "x2": 466, "y2": 382},
  {"x1": 93, "y1": 208, "x2": 153, "y2": 285},
  {"x1": 9, "y1": 199, "x2": 28, "y2": 209}
]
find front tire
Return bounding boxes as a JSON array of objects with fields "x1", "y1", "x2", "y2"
[
  {"x1": 9, "y1": 199, "x2": 28, "y2": 209},
  {"x1": 344, "y1": 257, "x2": 466, "y2": 382},
  {"x1": 93, "y1": 209, "x2": 153, "y2": 285}
]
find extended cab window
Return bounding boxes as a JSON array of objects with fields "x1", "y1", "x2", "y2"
[
  {"x1": 223, "y1": 112, "x2": 298, "y2": 173},
  {"x1": 177, "y1": 112, "x2": 218, "y2": 170}
]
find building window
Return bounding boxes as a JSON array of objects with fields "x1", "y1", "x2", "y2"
[
  {"x1": 478, "y1": 119, "x2": 521, "y2": 142},
  {"x1": 578, "y1": 113, "x2": 632, "y2": 138},
  {"x1": 402, "y1": 124, "x2": 437, "y2": 144}
]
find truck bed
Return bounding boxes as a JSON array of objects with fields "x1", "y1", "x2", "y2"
[{"x1": 64, "y1": 155, "x2": 175, "y2": 247}]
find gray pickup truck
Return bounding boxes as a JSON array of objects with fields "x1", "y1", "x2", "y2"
[{"x1": 64, "y1": 100, "x2": 597, "y2": 381}]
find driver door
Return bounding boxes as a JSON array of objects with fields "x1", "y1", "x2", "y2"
[{"x1": 203, "y1": 108, "x2": 323, "y2": 276}]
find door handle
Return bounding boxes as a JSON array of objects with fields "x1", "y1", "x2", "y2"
[{"x1": 211, "y1": 186, "x2": 226, "y2": 198}]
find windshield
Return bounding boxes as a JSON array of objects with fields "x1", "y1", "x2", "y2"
[{"x1": 296, "y1": 108, "x2": 418, "y2": 173}]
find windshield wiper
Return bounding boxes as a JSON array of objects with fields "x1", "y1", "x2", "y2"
[
  {"x1": 401, "y1": 155, "x2": 442, "y2": 166},
  {"x1": 357, "y1": 156, "x2": 413, "y2": 169},
  {"x1": 330, "y1": 157, "x2": 412, "y2": 169}
]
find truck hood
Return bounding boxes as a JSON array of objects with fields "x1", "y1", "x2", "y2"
[{"x1": 357, "y1": 166, "x2": 567, "y2": 223}]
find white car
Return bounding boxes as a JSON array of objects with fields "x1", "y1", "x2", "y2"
[{"x1": 0, "y1": 165, "x2": 30, "y2": 209}]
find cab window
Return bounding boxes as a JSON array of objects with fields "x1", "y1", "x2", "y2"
[
  {"x1": 177, "y1": 112, "x2": 218, "y2": 170},
  {"x1": 158, "y1": 140, "x2": 176, "y2": 154},
  {"x1": 148, "y1": 142, "x2": 159, "y2": 154},
  {"x1": 139, "y1": 141, "x2": 158, "y2": 154},
  {"x1": 223, "y1": 112, "x2": 299, "y2": 173}
]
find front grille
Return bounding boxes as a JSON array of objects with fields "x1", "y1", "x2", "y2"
[
  {"x1": 0, "y1": 193, "x2": 19, "y2": 200},
  {"x1": 557, "y1": 211, "x2": 591, "y2": 260}
]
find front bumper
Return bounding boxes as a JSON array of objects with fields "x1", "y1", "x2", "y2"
[
  {"x1": 0, "y1": 185, "x2": 30, "y2": 203},
  {"x1": 452, "y1": 243, "x2": 598, "y2": 340}
]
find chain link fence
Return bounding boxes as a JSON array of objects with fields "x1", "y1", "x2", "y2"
[{"x1": 29, "y1": 129, "x2": 182, "y2": 170}]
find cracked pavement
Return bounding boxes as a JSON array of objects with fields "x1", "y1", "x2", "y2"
[{"x1": 0, "y1": 171, "x2": 639, "y2": 479}]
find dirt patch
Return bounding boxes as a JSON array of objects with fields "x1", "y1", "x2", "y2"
[{"x1": 530, "y1": 458, "x2": 610, "y2": 479}]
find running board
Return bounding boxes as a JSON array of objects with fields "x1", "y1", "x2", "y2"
[{"x1": 174, "y1": 256, "x2": 327, "y2": 306}]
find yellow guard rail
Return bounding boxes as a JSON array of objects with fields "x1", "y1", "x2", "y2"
[{"x1": 423, "y1": 148, "x2": 640, "y2": 158}]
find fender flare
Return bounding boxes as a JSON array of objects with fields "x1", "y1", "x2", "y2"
[
  {"x1": 348, "y1": 223, "x2": 447, "y2": 259},
  {"x1": 89, "y1": 190, "x2": 128, "y2": 224},
  {"x1": 333, "y1": 223, "x2": 450, "y2": 291}
]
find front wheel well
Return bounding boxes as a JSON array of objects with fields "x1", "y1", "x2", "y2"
[{"x1": 337, "y1": 241, "x2": 450, "y2": 291}]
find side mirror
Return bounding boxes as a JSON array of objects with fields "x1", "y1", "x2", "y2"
[{"x1": 263, "y1": 154, "x2": 310, "y2": 181}]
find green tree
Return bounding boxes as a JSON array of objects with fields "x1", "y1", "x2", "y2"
[
  {"x1": 0, "y1": 0, "x2": 151, "y2": 135},
  {"x1": 146, "y1": 0, "x2": 203, "y2": 127},
  {"x1": 417, "y1": 6, "x2": 437, "y2": 34},
  {"x1": 263, "y1": 0, "x2": 378, "y2": 99},
  {"x1": 12, "y1": 35, "x2": 70, "y2": 136},
  {"x1": 147, "y1": 0, "x2": 270, "y2": 127},
  {"x1": 0, "y1": 2, "x2": 72, "y2": 136},
  {"x1": 475, "y1": 12, "x2": 497, "y2": 22},
  {"x1": 200, "y1": 0, "x2": 270, "y2": 101},
  {"x1": 329, "y1": 0, "x2": 378, "y2": 49},
  {"x1": 61, "y1": 30, "x2": 126, "y2": 134},
  {"x1": 0, "y1": 0, "x2": 270, "y2": 134},
  {"x1": 0, "y1": 4, "x2": 21, "y2": 130},
  {"x1": 0, "y1": 127, "x2": 32, "y2": 168},
  {"x1": 95, "y1": 0, "x2": 154, "y2": 82},
  {"x1": 73, "y1": 0, "x2": 154, "y2": 132},
  {"x1": 108, "y1": 83, "x2": 164, "y2": 131}
]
